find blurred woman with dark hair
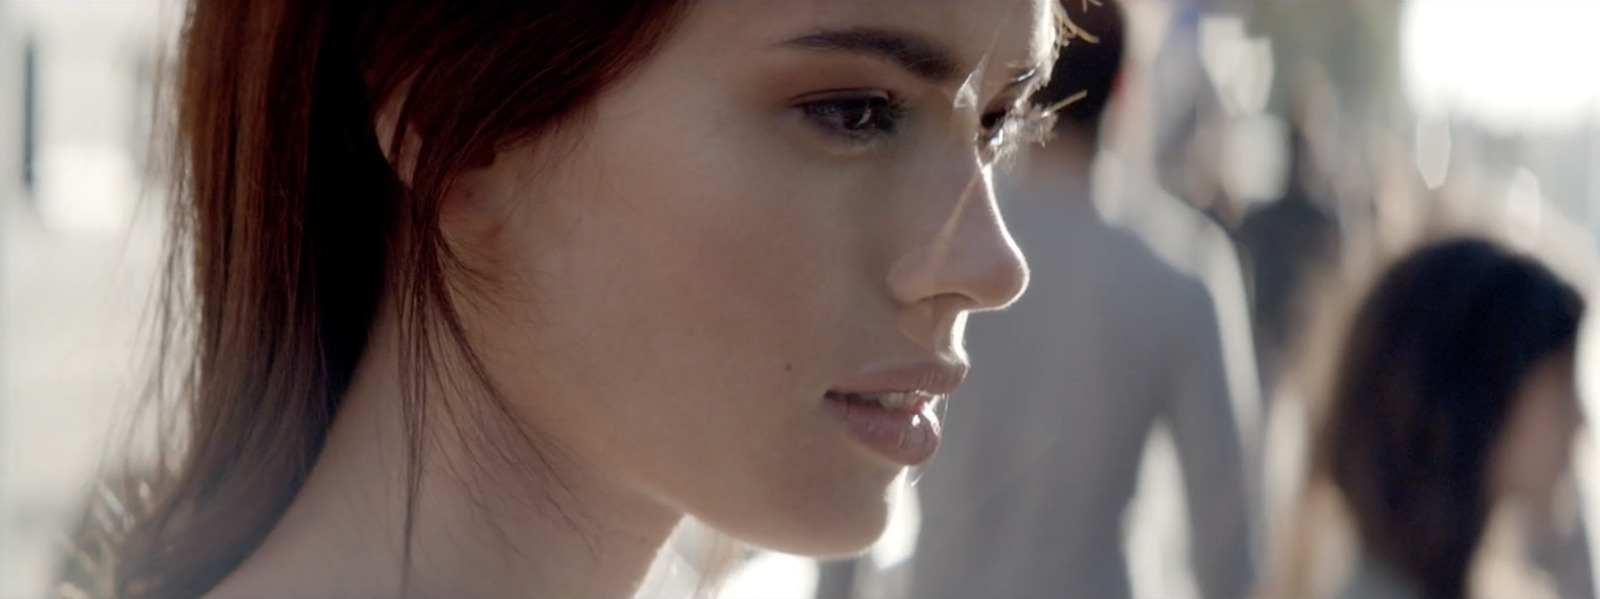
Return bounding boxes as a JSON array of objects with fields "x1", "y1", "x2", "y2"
[{"x1": 1271, "y1": 237, "x2": 1589, "y2": 599}]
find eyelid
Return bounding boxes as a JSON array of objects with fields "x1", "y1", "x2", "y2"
[
  {"x1": 990, "y1": 94, "x2": 1025, "y2": 114},
  {"x1": 793, "y1": 87, "x2": 895, "y2": 105},
  {"x1": 979, "y1": 97, "x2": 1025, "y2": 129},
  {"x1": 977, "y1": 98, "x2": 1053, "y2": 162},
  {"x1": 796, "y1": 89, "x2": 909, "y2": 150}
]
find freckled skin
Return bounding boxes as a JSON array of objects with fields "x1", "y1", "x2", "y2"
[{"x1": 444, "y1": 0, "x2": 1050, "y2": 554}]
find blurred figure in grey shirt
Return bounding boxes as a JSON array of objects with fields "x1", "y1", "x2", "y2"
[{"x1": 907, "y1": 1, "x2": 1257, "y2": 597}]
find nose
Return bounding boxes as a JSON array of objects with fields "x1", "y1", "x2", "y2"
[{"x1": 886, "y1": 167, "x2": 1029, "y2": 312}]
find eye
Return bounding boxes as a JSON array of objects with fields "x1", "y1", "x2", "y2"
[
  {"x1": 977, "y1": 101, "x2": 1054, "y2": 162},
  {"x1": 978, "y1": 109, "x2": 1011, "y2": 146},
  {"x1": 799, "y1": 91, "x2": 908, "y2": 147}
]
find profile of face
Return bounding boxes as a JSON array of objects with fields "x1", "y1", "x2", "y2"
[
  {"x1": 1493, "y1": 355, "x2": 1585, "y2": 507},
  {"x1": 415, "y1": 0, "x2": 1051, "y2": 554}
]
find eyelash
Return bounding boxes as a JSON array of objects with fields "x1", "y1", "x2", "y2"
[
  {"x1": 980, "y1": 101, "x2": 1055, "y2": 162},
  {"x1": 800, "y1": 93, "x2": 908, "y2": 147},
  {"x1": 800, "y1": 93, "x2": 1053, "y2": 160}
]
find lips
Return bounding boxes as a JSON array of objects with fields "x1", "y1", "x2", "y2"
[
  {"x1": 826, "y1": 390, "x2": 936, "y2": 412},
  {"x1": 823, "y1": 359, "x2": 967, "y2": 466}
]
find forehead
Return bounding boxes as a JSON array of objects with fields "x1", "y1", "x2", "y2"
[{"x1": 682, "y1": 0, "x2": 1055, "y2": 82}]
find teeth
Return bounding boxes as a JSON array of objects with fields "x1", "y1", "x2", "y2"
[
  {"x1": 847, "y1": 391, "x2": 928, "y2": 410},
  {"x1": 834, "y1": 390, "x2": 941, "y2": 410},
  {"x1": 876, "y1": 392, "x2": 908, "y2": 409}
]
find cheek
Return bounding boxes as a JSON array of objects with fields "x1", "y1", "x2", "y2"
[
  {"x1": 1543, "y1": 397, "x2": 1582, "y2": 471},
  {"x1": 475, "y1": 67, "x2": 916, "y2": 552},
  {"x1": 1530, "y1": 389, "x2": 1581, "y2": 461},
  {"x1": 554, "y1": 91, "x2": 892, "y2": 404},
  {"x1": 601, "y1": 150, "x2": 842, "y2": 386},
  {"x1": 1500, "y1": 394, "x2": 1577, "y2": 495},
  {"x1": 530, "y1": 145, "x2": 902, "y2": 553},
  {"x1": 505, "y1": 129, "x2": 868, "y2": 443}
]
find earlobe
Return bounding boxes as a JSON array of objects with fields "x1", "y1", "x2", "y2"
[{"x1": 438, "y1": 147, "x2": 524, "y2": 235}]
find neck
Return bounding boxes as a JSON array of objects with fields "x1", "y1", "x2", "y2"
[{"x1": 207, "y1": 312, "x2": 683, "y2": 599}]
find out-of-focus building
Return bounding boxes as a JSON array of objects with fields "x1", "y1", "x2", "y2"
[
  {"x1": 0, "y1": 2, "x2": 19, "y2": 590},
  {"x1": 0, "y1": 3, "x2": 180, "y2": 595}
]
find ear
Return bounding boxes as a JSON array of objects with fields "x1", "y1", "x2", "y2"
[
  {"x1": 373, "y1": 89, "x2": 422, "y2": 187},
  {"x1": 374, "y1": 89, "x2": 503, "y2": 223}
]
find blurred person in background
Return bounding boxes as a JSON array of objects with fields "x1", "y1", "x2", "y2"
[
  {"x1": 65, "y1": 2, "x2": 1067, "y2": 598},
  {"x1": 1266, "y1": 237, "x2": 1591, "y2": 599},
  {"x1": 1146, "y1": 2, "x2": 1237, "y2": 234},
  {"x1": 1234, "y1": 100, "x2": 1342, "y2": 403},
  {"x1": 907, "y1": 1, "x2": 1256, "y2": 597}
]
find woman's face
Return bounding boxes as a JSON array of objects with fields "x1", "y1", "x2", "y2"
[
  {"x1": 443, "y1": 0, "x2": 1051, "y2": 554},
  {"x1": 1493, "y1": 355, "x2": 1584, "y2": 507}
]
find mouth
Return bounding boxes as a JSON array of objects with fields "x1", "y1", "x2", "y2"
[
  {"x1": 822, "y1": 360, "x2": 966, "y2": 466},
  {"x1": 825, "y1": 390, "x2": 937, "y2": 412}
]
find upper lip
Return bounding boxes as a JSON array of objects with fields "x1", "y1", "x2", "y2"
[{"x1": 828, "y1": 357, "x2": 968, "y2": 397}]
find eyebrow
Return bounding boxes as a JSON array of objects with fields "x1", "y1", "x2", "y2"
[
  {"x1": 781, "y1": 27, "x2": 961, "y2": 82},
  {"x1": 781, "y1": 27, "x2": 1046, "y2": 94}
]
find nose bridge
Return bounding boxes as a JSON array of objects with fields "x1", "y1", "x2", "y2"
[{"x1": 887, "y1": 157, "x2": 1029, "y2": 312}]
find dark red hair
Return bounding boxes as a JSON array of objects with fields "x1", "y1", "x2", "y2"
[{"x1": 111, "y1": 2, "x2": 690, "y2": 597}]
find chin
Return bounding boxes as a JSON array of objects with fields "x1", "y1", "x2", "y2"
[
  {"x1": 703, "y1": 469, "x2": 900, "y2": 558},
  {"x1": 745, "y1": 500, "x2": 893, "y2": 557}
]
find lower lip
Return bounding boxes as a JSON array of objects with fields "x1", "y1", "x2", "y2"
[{"x1": 822, "y1": 394, "x2": 942, "y2": 466}]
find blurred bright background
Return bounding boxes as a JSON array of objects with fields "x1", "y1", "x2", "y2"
[
  {"x1": 0, "y1": 1, "x2": 1598, "y2": 598},
  {"x1": 0, "y1": 2, "x2": 179, "y2": 595}
]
